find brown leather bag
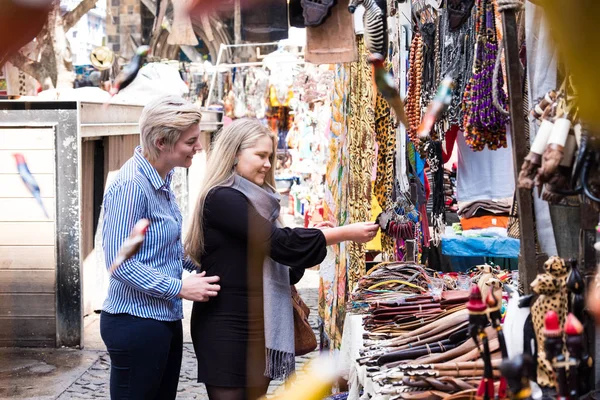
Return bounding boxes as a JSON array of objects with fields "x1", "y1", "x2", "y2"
[{"x1": 291, "y1": 285, "x2": 317, "y2": 356}]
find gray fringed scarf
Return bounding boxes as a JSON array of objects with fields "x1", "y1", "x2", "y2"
[{"x1": 224, "y1": 174, "x2": 295, "y2": 381}]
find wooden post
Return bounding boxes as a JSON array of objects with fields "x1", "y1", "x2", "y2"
[
  {"x1": 500, "y1": 8, "x2": 538, "y2": 294},
  {"x1": 234, "y1": 0, "x2": 241, "y2": 45}
]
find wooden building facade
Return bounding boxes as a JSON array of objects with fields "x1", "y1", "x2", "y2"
[{"x1": 0, "y1": 100, "x2": 220, "y2": 348}]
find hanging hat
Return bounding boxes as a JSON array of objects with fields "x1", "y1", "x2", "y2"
[{"x1": 90, "y1": 46, "x2": 115, "y2": 71}]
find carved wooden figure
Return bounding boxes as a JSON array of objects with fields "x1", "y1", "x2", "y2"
[{"x1": 530, "y1": 256, "x2": 569, "y2": 387}]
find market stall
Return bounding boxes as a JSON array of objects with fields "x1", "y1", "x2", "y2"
[{"x1": 298, "y1": 0, "x2": 600, "y2": 397}]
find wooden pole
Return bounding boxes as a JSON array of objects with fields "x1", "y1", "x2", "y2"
[
  {"x1": 234, "y1": 0, "x2": 241, "y2": 45},
  {"x1": 500, "y1": 7, "x2": 538, "y2": 294}
]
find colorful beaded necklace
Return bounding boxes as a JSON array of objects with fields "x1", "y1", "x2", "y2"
[
  {"x1": 462, "y1": 0, "x2": 510, "y2": 151},
  {"x1": 406, "y1": 33, "x2": 424, "y2": 147}
]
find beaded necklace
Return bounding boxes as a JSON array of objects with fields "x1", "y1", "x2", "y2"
[
  {"x1": 420, "y1": 21, "x2": 437, "y2": 109},
  {"x1": 406, "y1": 33, "x2": 424, "y2": 147},
  {"x1": 432, "y1": 16, "x2": 445, "y2": 139},
  {"x1": 426, "y1": 140, "x2": 445, "y2": 246},
  {"x1": 462, "y1": 0, "x2": 509, "y2": 151},
  {"x1": 439, "y1": 7, "x2": 476, "y2": 128}
]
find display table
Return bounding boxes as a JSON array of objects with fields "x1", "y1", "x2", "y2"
[{"x1": 441, "y1": 226, "x2": 520, "y2": 258}]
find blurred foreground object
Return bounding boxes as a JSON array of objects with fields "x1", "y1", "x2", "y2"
[
  {"x1": 109, "y1": 45, "x2": 150, "y2": 96},
  {"x1": 417, "y1": 76, "x2": 455, "y2": 139},
  {"x1": 264, "y1": 356, "x2": 338, "y2": 400},
  {"x1": 369, "y1": 54, "x2": 409, "y2": 127},
  {"x1": 13, "y1": 153, "x2": 50, "y2": 219},
  {"x1": 108, "y1": 219, "x2": 151, "y2": 274},
  {"x1": 540, "y1": 0, "x2": 600, "y2": 134},
  {"x1": 0, "y1": 0, "x2": 53, "y2": 65}
]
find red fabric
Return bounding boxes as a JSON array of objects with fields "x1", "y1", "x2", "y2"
[
  {"x1": 442, "y1": 124, "x2": 459, "y2": 163},
  {"x1": 424, "y1": 171, "x2": 431, "y2": 201}
]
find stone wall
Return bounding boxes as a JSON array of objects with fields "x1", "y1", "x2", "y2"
[{"x1": 106, "y1": 0, "x2": 142, "y2": 59}]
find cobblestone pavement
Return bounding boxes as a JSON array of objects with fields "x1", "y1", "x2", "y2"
[{"x1": 56, "y1": 270, "x2": 321, "y2": 400}]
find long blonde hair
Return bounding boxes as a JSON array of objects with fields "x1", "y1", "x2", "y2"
[{"x1": 185, "y1": 118, "x2": 277, "y2": 265}]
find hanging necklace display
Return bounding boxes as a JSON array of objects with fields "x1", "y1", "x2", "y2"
[
  {"x1": 406, "y1": 33, "x2": 424, "y2": 146},
  {"x1": 462, "y1": 0, "x2": 510, "y2": 151},
  {"x1": 414, "y1": 4, "x2": 440, "y2": 148},
  {"x1": 419, "y1": 7, "x2": 438, "y2": 109},
  {"x1": 425, "y1": 141, "x2": 446, "y2": 247},
  {"x1": 439, "y1": 6, "x2": 476, "y2": 128}
]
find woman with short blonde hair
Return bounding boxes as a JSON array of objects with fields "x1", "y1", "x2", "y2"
[
  {"x1": 186, "y1": 118, "x2": 378, "y2": 400},
  {"x1": 101, "y1": 95, "x2": 221, "y2": 399}
]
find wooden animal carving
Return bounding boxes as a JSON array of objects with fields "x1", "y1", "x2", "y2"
[
  {"x1": 474, "y1": 264, "x2": 496, "y2": 298},
  {"x1": 530, "y1": 256, "x2": 569, "y2": 387},
  {"x1": 484, "y1": 278, "x2": 503, "y2": 303}
]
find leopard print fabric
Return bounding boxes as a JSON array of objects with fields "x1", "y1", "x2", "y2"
[
  {"x1": 530, "y1": 256, "x2": 569, "y2": 388},
  {"x1": 374, "y1": 92, "x2": 396, "y2": 258},
  {"x1": 347, "y1": 37, "x2": 376, "y2": 290}
]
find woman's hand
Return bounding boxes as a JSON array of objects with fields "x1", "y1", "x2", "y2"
[
  {"x1": 178, "y1": 271, "x2": 221, "y2": 302},
  {"x1": 346, "y1": 222, "x2": 380, "y2": 243}
]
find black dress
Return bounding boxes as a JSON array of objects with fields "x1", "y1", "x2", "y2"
[{"x1": 191, "y1": 187, "x2": 326, "y2": 388}]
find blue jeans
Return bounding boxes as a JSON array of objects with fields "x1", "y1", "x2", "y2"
[{"x1": 100, "y1": 312, "x2": 183, "y2": 400}]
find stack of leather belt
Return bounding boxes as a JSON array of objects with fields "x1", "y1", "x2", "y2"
[
  {"x1": 347, "y1": 264, "x2": 509, "y2": 399},
  {"x1": 362, "y1": 291, "x2": 469, "y2": 335},
  {"x1": 349, "y1": 262, "x2": 438, "y2": 314}
]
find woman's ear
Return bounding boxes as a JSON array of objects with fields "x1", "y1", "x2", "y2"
[{"x1": 155, "y1": 138, "x2": 165, "y2": 152}]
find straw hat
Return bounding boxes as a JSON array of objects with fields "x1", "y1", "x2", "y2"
[{"x1": 90, "y1": 46, "x2": 114, "y2": 71}]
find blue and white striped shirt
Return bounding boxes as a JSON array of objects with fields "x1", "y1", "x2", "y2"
[{"x1": 102, "y1": 146, "x2": 197, "y2": 321}]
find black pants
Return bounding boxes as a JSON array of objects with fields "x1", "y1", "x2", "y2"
[{"x1": 100, "y1": 311, "x2": 183, "y2": 400}]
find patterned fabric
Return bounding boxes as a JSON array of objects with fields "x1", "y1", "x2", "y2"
[
  {"x1": 374, "y1": 93, "x2": 397, "y2": 258},
  {"x1": 102, "y1": 146, "x2": 196, "y2": 322},
  {"x1": 320, "y1": 37, "x2": 376, "y2": 350},
  {"x1": 320, "y1": 63, "x2": 350, "y2": 351},
  {"x1": 347, "y1": 37, "x2": 376, "y2": 291}
]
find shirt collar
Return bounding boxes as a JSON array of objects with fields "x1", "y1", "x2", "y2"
[{"x1": 134, "y1": 146, "x2": 174, "y2": 190}]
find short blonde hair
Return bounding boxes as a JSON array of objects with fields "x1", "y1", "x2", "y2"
[{"x1": 139, "y1": 95, "x2": 202, "y2": 161}]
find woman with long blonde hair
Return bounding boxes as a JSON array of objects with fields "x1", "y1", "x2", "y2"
[{"x1": 185, "y1": 118, "x2": 378, "y2": 400}]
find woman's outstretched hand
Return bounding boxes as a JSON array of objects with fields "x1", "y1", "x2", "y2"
[{"x1": 346, "y1": 222, "x2": 380, "y2": 243}]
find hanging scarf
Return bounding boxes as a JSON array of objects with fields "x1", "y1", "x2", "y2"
[{"x1": 222, "y1": 174, "x2": 295, "y2": 380}]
